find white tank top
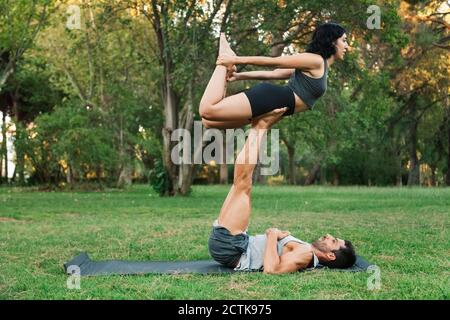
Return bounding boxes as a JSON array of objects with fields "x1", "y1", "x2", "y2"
[{"x1": 234, "y1": 234, "x2": 319, "y2": 271}]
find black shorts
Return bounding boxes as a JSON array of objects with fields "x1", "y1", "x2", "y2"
[
  {"x1": 208, "y1": 226, "x2": 249, "y2": 267},
  {"x1": 243, "y1": 82, "x2": 296, "y2": 118}
]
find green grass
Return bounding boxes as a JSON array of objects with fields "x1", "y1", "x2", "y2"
[{"x1": 0, "y1": 185, "x2": 449, "y2": 300}]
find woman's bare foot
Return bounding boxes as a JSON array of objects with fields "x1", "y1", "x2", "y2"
[
  {"x1": 219, "y1": 33, "x2": 229, "y2": 56},
  {"x1": 219, "y1": 33, "x2": 237, "y2": 78},
  {"x1": 221, "y1": 33, "x2": 236, "y2": 56}
]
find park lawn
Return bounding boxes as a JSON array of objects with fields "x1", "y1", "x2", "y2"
[{"x1": 0, "y1": 185, "x2": 449, "y2": 300}]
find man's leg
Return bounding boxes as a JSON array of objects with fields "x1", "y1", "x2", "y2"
[{"x1": 217, "y1": 108, "x2": 286, "y2": 235}]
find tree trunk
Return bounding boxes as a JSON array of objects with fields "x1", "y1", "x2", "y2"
[
  {"x1": 148, "y1": 0, "x2": 226, "y2": 195},
  {"x1": 117, "y1": 162, "x2": 132, "y2": 188},
  {"x1": 179, "y1": 162, "x2": 193, "y2": 194},
  {"x1": 305, "y1": 162, "x2": 321, "y2": 186},
  {"x1": 12, "y1": 96, "x2": 25, "y2": 185},
  {"x1": 96, "y1": 166, "x2": 102, "y2": 183},
  {"x1": 253, "y1": 164, "x2": 266, "y2": 184},
  {"x1": 0, "y1": 64, "x2": 15, "y2": 95},
  {"x1": 66, "y1": 164, "x2": 73, "y2": 185},
  {"x1": 320, "y1": 166, "x2": 327, "y2": 185},
  {"x1": 396, "y1": 154, "x2": 403, "y2": 187},
  {"x1": 287, "y1": 144, "x2": 296, "y2": 185},
  {"x1": 407, "y1": 120, "x2": 420, "y2": 186},
  {"x1": 1, "y1": 111, "x2": 8, "y2": 183},
  {"x1": 446, "y1": 96, "x2": 450, "y2": 186},
  {"x1": 0, "y1": 115, "x2": 3, "y2": 181},
  {"x1": 116, "y1": 115, "x2": 133, "y2": 188},
  {"x1": 332, "y1": 165, "x2": 339, "y2": 186},
  {"x1": 270, "y1": 30, "x2": 286, "y2": 57},
  {"x1": 430, "y1": 165, "x2": 436, "y2": 187},
  {"x1": 445, "y1": 121, "x2": 450, "y2": 186},
  {"x1": 149, "y1": 1, "x2": 179, "y2": 196},
  {"x1": 161, "y1": 63, "x2": 179, "y2": 196},
  {"x1": 14, "y1": 124, "x2": 25, "y2": 185},
  {"x1": 11, "y1": 166, "x2": 16, "y2": 182},
  {"x1": 176, "y1": 84, "x2": 194, "y2": 195}
]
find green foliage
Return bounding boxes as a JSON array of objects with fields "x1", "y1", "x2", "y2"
[
  {"x1": 1, "y1": 0, "x2": 447, "y2": 187},
  {"x1": 0, "y1": 0, "x2": 52, "y2": 93},
  {"x1": 149, "y1": 158, "x2": 171, "y2": 196},
  {"x1": 28, "y1": 100, "x2": 117, "y2": 184}
]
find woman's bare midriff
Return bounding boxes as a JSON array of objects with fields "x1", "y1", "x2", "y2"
[{"x1": 292, "y1": 93, "x2": 311, "y2": 114}]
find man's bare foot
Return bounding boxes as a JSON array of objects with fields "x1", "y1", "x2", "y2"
[{"x1": 252, "y1": 108, "x2": 288, "y2": 129}]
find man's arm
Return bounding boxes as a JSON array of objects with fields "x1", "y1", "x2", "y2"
[{"x1": 263, "y1": 229, "x2": 301, "y2": 274}]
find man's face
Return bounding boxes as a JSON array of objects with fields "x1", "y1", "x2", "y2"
[{"x1": 312, "y1": 234, "x2": 345, "y2": 252}]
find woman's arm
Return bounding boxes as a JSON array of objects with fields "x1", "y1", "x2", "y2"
[
  {"x1": 230, "y1": 68, "x2": 294, "y2": 81},
  {"x1": 218, "y1": 53, "x2": 322, "y2": 70}
]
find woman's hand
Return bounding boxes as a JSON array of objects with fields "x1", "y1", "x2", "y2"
[
  {"x1": 216, "y1": 54, "x2": 237, "y2": 67},
  {"x1": 227, "y1": 71, "x2": 240, "y2": 82}
]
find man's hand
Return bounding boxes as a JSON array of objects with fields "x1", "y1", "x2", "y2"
[
  {"x1": 252, "y1": 107, "x2": 287, "y2": 129},
  {"x1": 265, "y1": 228, "x2": 291, "y2": 240}
]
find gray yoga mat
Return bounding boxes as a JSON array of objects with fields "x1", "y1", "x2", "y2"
[{"x1": 64, "y1": 252, "x2": 374, "y2": 276}]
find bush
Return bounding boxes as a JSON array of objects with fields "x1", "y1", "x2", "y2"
[
  {"x1": 149, "y1": 158, "x2": 171, "y2": 196},
  {"x1": 267, "y1": 175, "x2": 286, "y2": 186}
]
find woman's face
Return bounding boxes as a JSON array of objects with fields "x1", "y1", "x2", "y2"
[{"x1": 334, "y1": 33, "x2": 348, "y2": 60}]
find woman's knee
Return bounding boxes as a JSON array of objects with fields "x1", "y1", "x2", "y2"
[{"x1": 199, "y1": 103, "x2": 216, "y2": 120}]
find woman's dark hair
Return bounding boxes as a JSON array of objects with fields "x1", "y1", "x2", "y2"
[
  {"x1": 306, "y1": 22, "x2": 347, "y2": 59},
  {"x1": 321, "y1": 240, "x2": 356, "y2": 269}
]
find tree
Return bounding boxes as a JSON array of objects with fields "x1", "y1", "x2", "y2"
[
  {"x1": 0, "y1": 0, "x2": 52, "y2": 93},
  {"x1": 38, "y1": 1, "x2": 163, "y2": 187},
  {"x1": 388, "y1": 0, "x2": 450, "y2": 185}
]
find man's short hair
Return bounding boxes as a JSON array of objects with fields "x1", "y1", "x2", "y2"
[{"x1": 321, "y1": 240, "x2": 356, "y2": 269}]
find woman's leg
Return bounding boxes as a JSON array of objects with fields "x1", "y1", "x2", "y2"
[
  {"x1": 199, "y1": 34, "x2": 253, "y2": 122},
  {"x1": 202, "y1": 118, "x2": 251, "y2": 129}
]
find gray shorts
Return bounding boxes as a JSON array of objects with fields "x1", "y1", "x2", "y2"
[{"x1": 208, "y1": 226, "x2": 249, "y2": 268}]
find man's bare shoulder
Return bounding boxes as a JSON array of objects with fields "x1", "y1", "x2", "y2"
[{"x1": 292, "y1": 244, "x2": 314, "y2": 270}]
